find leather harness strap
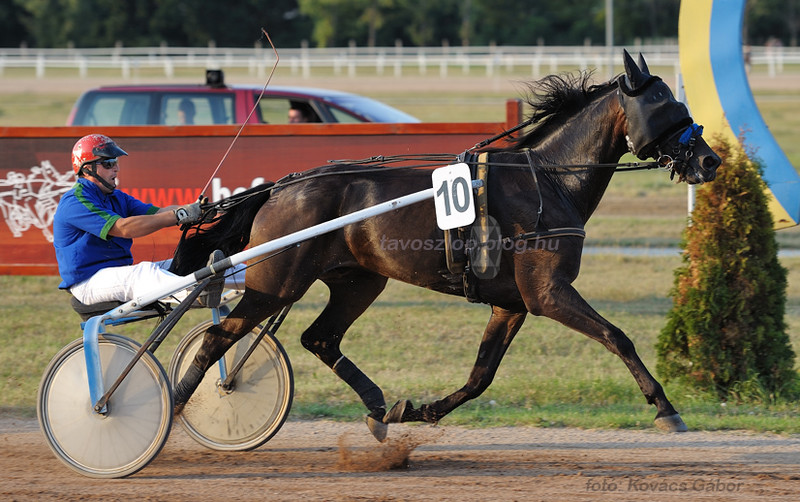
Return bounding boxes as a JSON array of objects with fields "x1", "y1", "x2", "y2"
[
  {"x1": 470, "y1": 153, "x2": 492, "y2": 278},
  {"x1": 503, "y1": 227, "x2": 587, "y2": 244},
  {"x1": 443, "y1": 152, "x2": 491, "y2": 278},
  {"x1": 441, "y1": 151, "x2": 586, "y2": 303}
]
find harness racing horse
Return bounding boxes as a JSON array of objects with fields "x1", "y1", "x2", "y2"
[{"x1": 170, "y1": 51, "x2": 721, "y2": 440}]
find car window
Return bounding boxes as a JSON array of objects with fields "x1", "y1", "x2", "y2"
[
  {"x1": 328, "y1": 106, "x2": 362, "y2": 123},
  {"x1": 256, "y1": 97, "x2": 291, "y2": 124},
  {"x1": 327, "y1": 95, "x2": 419, "y2": 123},
  {"x1": 74, "y1": 93, "x2": 151, "y2": 126},
  {"x1": 161, "y1": 94, "x2": 234, "y2": 125},
  {"x1": 254, "y1": 95, "x2": 323, "y2": 124}
]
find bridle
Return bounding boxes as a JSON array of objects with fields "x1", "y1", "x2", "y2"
[{"x1": 652, "y1": 123, "x2": 705, "y2": 182}]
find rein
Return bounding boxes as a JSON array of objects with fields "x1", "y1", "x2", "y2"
[
  {"x1": 469, "y1": 117, "x2": 535, "y2": 151},
  {"x1": 196, "y1": 82, "x2": 693, "y2": 220},
  {"x1": 198, "y1": 152, "x2": 662, "y2": 218}
]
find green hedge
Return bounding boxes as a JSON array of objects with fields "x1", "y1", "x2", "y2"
[{"x1": 656, "y1": 139, "x2": 799, "y2": 402}]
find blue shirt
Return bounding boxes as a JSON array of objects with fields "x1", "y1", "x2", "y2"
[{"x1": 53, "y1": 177, "x2": 159, "y2": 289}]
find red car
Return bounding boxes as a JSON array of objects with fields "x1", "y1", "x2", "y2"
[{"x1": 67, "y1": 70, "x2": 419, "y2": 126}]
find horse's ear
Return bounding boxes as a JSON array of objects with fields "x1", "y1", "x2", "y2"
[
  {"x1": 623, "y1": 49, "x2": 647, "y2": 89},
  {"x1": 622, "y1": 50, "x2": 640, "y2": 80},
  {"x1": 637, "y1": 53, "x2": 650, "y2": 75}
]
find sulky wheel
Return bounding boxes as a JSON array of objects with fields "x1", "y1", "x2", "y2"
[
  {"x1": 37, "y1": 334, "x2": 172, "y2": 479},
  {"x1": 169, "y1": 320, "x2": 293, "y2": 451}
]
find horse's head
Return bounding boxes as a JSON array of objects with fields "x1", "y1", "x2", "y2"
[{"x1": 617, "y1": 50, "x2": 720, "y2": 184}]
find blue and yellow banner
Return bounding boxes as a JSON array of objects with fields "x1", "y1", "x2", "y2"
[{"x1": 679, "y1": 0, "x2": 800, "y2": 228}]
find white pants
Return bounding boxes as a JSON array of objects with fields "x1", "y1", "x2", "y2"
[{"x1": 69, "y1": 259, "x2": 246, "y2": 305}]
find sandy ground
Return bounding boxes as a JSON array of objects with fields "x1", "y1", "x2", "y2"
[{"x1": 1, "y1": 417, "x2": 798, "y2": 501}]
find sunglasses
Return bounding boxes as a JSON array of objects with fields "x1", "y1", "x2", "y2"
[{"x1": 95, "y1": 158, "x2": 118, "y2": 169}]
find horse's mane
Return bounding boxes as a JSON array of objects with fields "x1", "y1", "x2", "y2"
[
  {"x1": 169, "y1": 183, "x2": 275, "y2": 275},
  {"x1": 504, "y1": 71, "x2": 618, "y2": 151}
]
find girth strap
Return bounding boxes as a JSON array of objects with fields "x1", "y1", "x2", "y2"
[{"x1": 503, "y1": 227, "x2": 587, "y2": 244}]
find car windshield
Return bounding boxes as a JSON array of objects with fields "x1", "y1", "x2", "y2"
[
  {"x1": 325, "y1": 95, "x2": 419, "y2": 123},
  {"x1": 72, "y1": 92, "x2": 152, "y2": 126}
]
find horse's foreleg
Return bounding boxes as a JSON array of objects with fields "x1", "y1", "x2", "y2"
[
  {"x1": 385, "y1": 305, "x2": 526, "y2": 424},
  {"x1": 300, "y1": 271, "x2": 389, "y2": 437},
  {"x1": 526, "y1": 281, "x2": 686, "y2": 432}
]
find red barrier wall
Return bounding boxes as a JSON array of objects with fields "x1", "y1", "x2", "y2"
[{"x1": 0, "y1": 104, "x2": 520, "y2": 275}]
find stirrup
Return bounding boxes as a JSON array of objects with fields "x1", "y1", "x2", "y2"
[{"x1": 199, "y1": 250, "x2": 225, "y2": 308}]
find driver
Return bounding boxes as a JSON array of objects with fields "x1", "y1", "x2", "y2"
[{"x1": 53, "y1": 134, "x2": 207, "y2": 306}]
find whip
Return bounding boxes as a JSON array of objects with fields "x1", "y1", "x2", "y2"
[{"x1": 198, "y1": 28, "x2": 280, "y2": 199}]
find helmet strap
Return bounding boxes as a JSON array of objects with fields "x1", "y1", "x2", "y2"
[{"x1": 81, "y1": 162, "x2": 116, "y2": 192}]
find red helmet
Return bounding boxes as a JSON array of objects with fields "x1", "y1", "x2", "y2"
[{"x1": 71, "y1": 134, "x2": 128, "y2": 175}]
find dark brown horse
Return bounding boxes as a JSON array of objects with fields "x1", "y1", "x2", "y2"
[{"x1": 170, "y1": 51, "x2": 721, "y2": 440}]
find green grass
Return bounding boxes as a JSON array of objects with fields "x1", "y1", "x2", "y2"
[
  {"x1": 754, "y1": 93, "x2": 800, "y2": 167},
  {"x1": 0, "y1": 91, "x2": 76, "y2": 127},
  {"x1": 4, "y1": 255, "x2": 800, "y2": 433}
]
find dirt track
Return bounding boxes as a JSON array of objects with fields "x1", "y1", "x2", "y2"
[{"x1": 2, "y1": 417, "x2": 798, "y2": 501}]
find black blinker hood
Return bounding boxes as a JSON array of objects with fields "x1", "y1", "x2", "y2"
[{"x1": 618, "y1": 76, "x2": 693, "y2": 159}]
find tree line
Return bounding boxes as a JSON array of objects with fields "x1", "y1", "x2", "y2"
[{"x1": 1, "y1": 0, "x2": 797, "y2": 49}]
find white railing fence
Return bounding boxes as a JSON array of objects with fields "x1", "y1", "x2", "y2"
[{"x1": 0, "y1": 44, "x2": 795, "y2": 79}]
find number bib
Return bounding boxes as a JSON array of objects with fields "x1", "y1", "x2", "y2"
[{"x1": 432, "y1": 163, "x2": 476, "y2": 230}]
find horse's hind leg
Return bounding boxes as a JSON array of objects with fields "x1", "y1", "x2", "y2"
[
  {"x1": 386, "y1": 305, "x2": 527, "y2": 424},
  {"x1": 300, "y1": 269, "x2": 389, "y2": 438}
]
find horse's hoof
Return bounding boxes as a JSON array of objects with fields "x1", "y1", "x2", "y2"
[
  {"x1": 365, "y1": 414, "x2": 388, "y2": 442},
  {"x1": 383, "y1": 399, "x2": 410, "y2": 424},
  {"x1": 654, "y1": 413, "x2": 688, "y2": 432}
]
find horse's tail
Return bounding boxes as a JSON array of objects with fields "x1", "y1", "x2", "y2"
[{"x1": 169, "y1": 182, "x2": 275, "y2": 275}]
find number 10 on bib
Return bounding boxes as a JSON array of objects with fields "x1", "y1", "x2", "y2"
[{"x1": 432, "y1": 163, "x2": 476, "y2": 230}]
